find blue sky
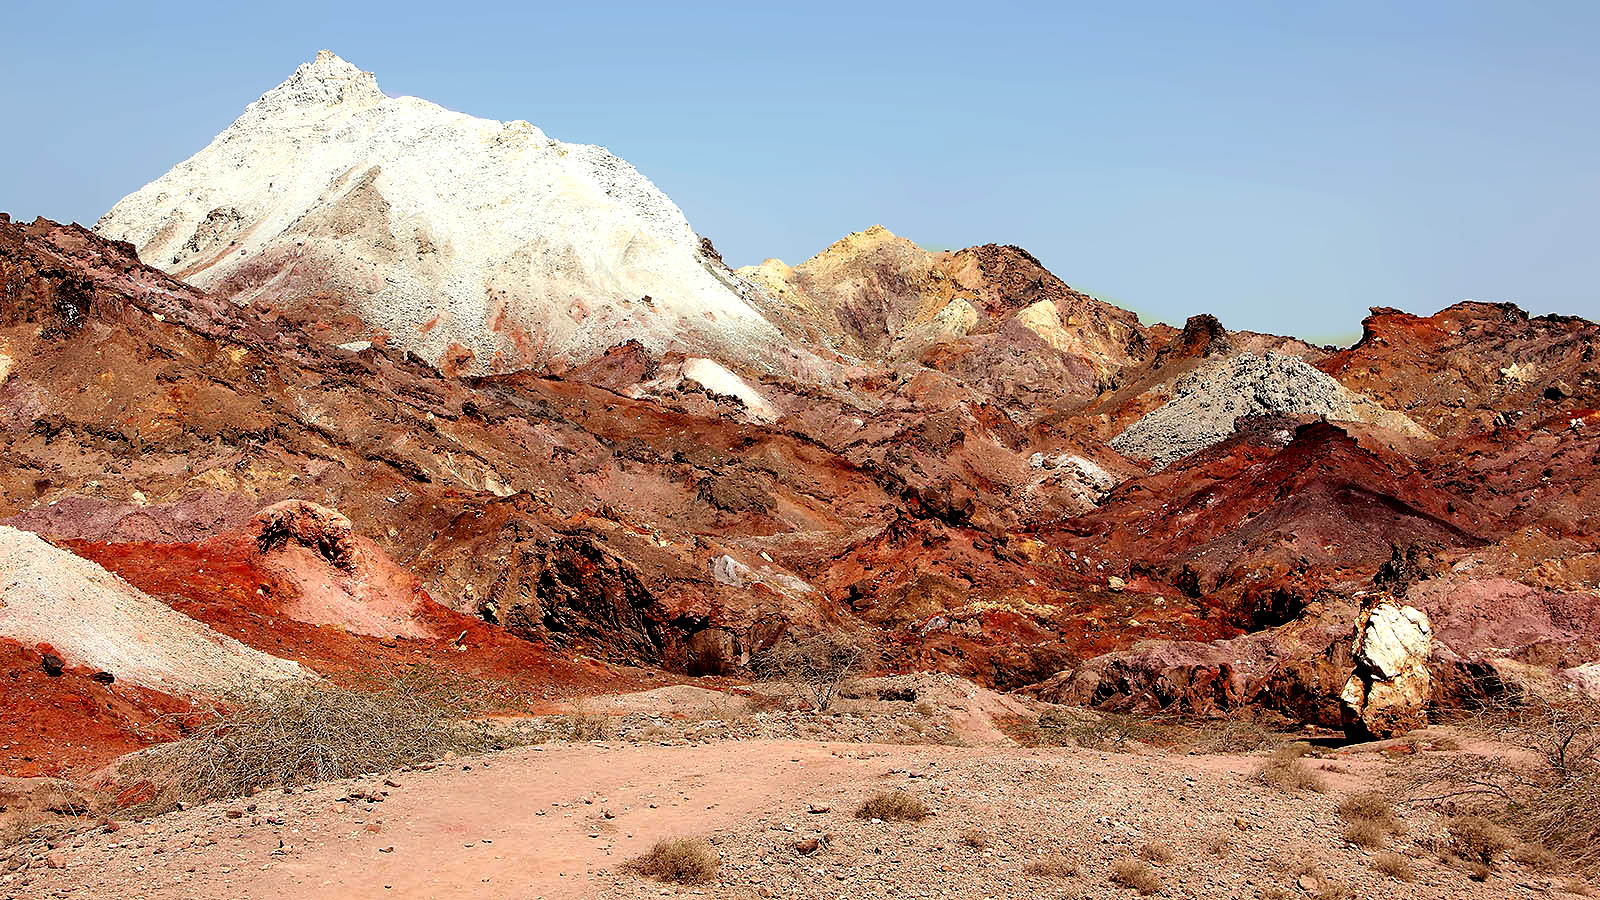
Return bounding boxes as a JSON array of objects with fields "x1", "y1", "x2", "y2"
[{"x1": 3, "y1": 1, "x2": 1595, "y2": 342}]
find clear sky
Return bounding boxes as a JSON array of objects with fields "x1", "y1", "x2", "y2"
[{"x1": 3, "y1": 1, "x2": 1595, "y2": 342}]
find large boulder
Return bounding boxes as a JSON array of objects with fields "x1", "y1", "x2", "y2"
[{"x1": 1340, "y1": 597, "x2": 1434, "y2": 738}]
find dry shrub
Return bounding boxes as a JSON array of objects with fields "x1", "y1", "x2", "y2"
[
  {"x1": 1514, "y1": 842, "x2": 1559, "y2": 872},
  {"x1": 1430, "y1": 691, "x2": 1600, "y2": 874},
  {"x1": 1448, "y1": 815, "x2": 1514, "y2": 865},
  {"x1": 1109, "y1": 856, "x2": 1162, "y2": 895},
  {"x1": 854, "y1": 790, "x2": 930, "y2": 822},
  {"x1": 1024, "y1": 855, "x2": 1079, "y2": 878},
  {"x1": 1137, "y1": 842, "x2": 1173, "y2": 864},
  {"x1": 1514, "y1": 766, "x2": 1600, "y2": 874},
  {"x1": 624, "y1": 836, "x2": 719, "y2": 884},
  {"x1": 1199, "y1": 715, "x2": 1282, "y2": 753},
  {"x1": 750, "y1": 632, "x2": 869, "y2": 712},
  {"x1": 1262, "y1": 888, "x2": 1289, "y2": 900},
  {"x1": 1371, "y1": 851, "x2": 1415, "y2": 881},
  {"x1": 117, "y1": 671, "x2": 528, "y2": 813},
  {"x1": 560, "y1": 704, "x2": 613, "y2": 741},
  {"x1": 1337, "y1": 790, "x2": 1400, "y2": 849},
  {"x1": 1341, "y1": 819, "x2": 1387, "y2": 850},
  {"x1": 1036, "y1": 709, "x2": 1183, "y2": 751},
  {"x1": 1204, "y1": 832, "x2": 1233, "y2": 856},
  {"x1": 1337, "y1": 791, "x2": 1395, "y2": 828},
  {"x1": 0, "y1": 781, "x2": 93, "y2": 851},
  {"x1": 1563, "y1": 878, "x2": 1598, "y2": 897},
  {"x1": 1255, "y1": 743, "x2": 1327, "y2": 793},
  {"x1": 959, "y1": 828, "x2": 990, "y2": 849}
]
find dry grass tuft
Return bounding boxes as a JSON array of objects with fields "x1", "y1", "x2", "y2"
[
  {"x1": 1204, "y1": 832, "x2": 1233, "y2": 856},
  {"x1": 1336, "y1": 791, "x2": 1395, "y2": 828},
  {"x1": 1024, "y1": 855, "x2": 1080, "y2": 878},
  {"x1": 1109, "y1": 856, "x2": 1162, "y2": 895},
  {"x1": 854, "y1": 790, "x2": 930, "y2": 822},
  {"x1": 1342, "y1": 819, "x2": 1387, "y2": 850},
  {"x1": 1371, "y1": 851, "x2": 1416, "y2": 881},
  {"x1": 1448, "y1": 815, "x2": 1514, "y2": 865},
  {"x1": 624, "y1": 836, "x2": 719, "y2": 884},
  {"x1": 1256, "y1": 743, "x2": 1327, "y2": 793},
  {"x1": 1514, "y1": 842, "x2": 1559, "y2": 872},
  {"x1": 560, "y1": 705, "x2": 613, "y2": 741},
  {"x1": 959, "y1": 828, "x2": 990, "y2": 850},
  {"x1": 116, "y1": 671, "x2": 535, "y2": 814},
  {"x1": 1137, "y1": 842, "x2": 1174, "y2": 864}
]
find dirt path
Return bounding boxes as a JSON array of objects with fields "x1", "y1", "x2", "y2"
[
  {"x1": 25, "y1": 740, "x2": 949, "y2": 900},
  {"x1": 18, "y1": 738, "x2": 1591, "y2": 900}
]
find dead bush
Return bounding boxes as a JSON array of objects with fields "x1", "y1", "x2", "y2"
[
  {"x1": 750, "y1": 632, "x2": 869, "y2": 712},
  {"x1": 1514, "y1": 766, "x2": 1600, "y2": 874},
  {"x1": 1341, "y1": 819, "x2": 1386, "y2": 850},
  {"x1": 1199, "y1": 716, "x2": 1281, "y2": 753},
  {"x1": 1336, "y1": 791, "x2": 1395, "y2": 829},
  {"x1": 1024, "y1": 855, "x2": 1079, "y2": 878},
  {"x1": 1411, "y1": 693, "x2": 1600, "y2": 874},
  {"x1": 624, "y1": 836, "x2": 719, "y2": 884},
  {"x1": 1204, "y1": 832, "x2": 1233, "y2": 856},
  {"x1": 1514, "y1": 842, "x2": 1559, "y2": 872},
  {"x1": 854, "y1": 790, "x2": 930, "y2": 822},
  {"x1": 1371, "y1": 851, "x2": 1415, "y2": 881},
  {"x1": 1448, "y1": 815, "x2": 1514, "y2": 865},
  {"x1": 1137, "y1": 842, "x2": 1173, "y2": 864},
  {"x1": 560, "y1": 704, "x2": 613, "y2": 741},
  {"x1": 1036, "y1": 709, "x2": 1182, "y2": 751},
  {"x1": 1109, "y1": 856, "x2": 1162, "y2": 894},
  {"x1": 959, "y1": 828, "x2": 990, "y2": 849},
  {"x1": 117, "y1": 671, "x2": 525, "y2": 813},
  {"x1": 1255, "y1": 743, "x2": 1327, "y2": 793}
]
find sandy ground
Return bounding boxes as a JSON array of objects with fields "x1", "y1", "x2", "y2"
[{"x1": 14, "y1": 735, "x2": 1594, "y2": 900}]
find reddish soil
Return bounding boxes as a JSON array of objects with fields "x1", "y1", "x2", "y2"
[
  {"x1": 63, "y1": 536, "x2": 654, "y2": 706},
  {"x1": 0, "y1": 639, "x2": 192, "y2": 777}
]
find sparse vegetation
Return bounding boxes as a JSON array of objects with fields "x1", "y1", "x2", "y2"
[
  {"x1": 1408, "y1": 693, "x2": 1600, "y2": 875},
  {"x1": 1447, "y1": 814, "x2": 1514, "y2": 866},
  {"x1": 560, "y1": 704, "x2": 613, "y2": 741},
  {"x1": 1371, "y1": 851, "x2": 1416, "y2": 881},
  {"x1": 1337, "y1": 790, "x2": 1399, "y2": 849},
  {"x1": 1137, "y1": 841, "x2": 1173, "y2": 864},
  {"x1": 1255, "y1": 742, "x2": 1327, "y2": 793},
  {"x1": 750, "y1": 632, "x2": 870, "y2": 712},
  {"x1": 854, "y1": 790, "x2": 930, "y2": 822},
  {"x1": 1033, "y1": 708, "x2": 1185, "y2": 751},
  {"x1": 624, "y1": 836, "x2": 719, "y2": 884},
  {"x1": 1024, "y1": 855, "x2": 1079, "y2": 878},
  {"x1": 1341, "y1": 819, "x2": 1386, "y2": 849},
  {"x1": 1336, "y1": 791, "x2": 1395, "y2": 829},
  {"x1": 1109, "y1": 856, "x2": 1162, "y2": 894},
  {"x1": 959, "y1": 828, "x2": 990, "y2": 849},
  {"x1": 1514, "y1": 842, "x2": 1559, "y2": 872},
  {"x1": 1198, "y1": 715, "x2": 1283, "y2": 753},
  {"x1": 116, "y1": 670, "x2": 542, "y2": 813}
]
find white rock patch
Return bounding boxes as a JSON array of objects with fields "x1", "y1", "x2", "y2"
[{"x1": 0, "y1": 526, "x2": 302, "y2": 694}]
